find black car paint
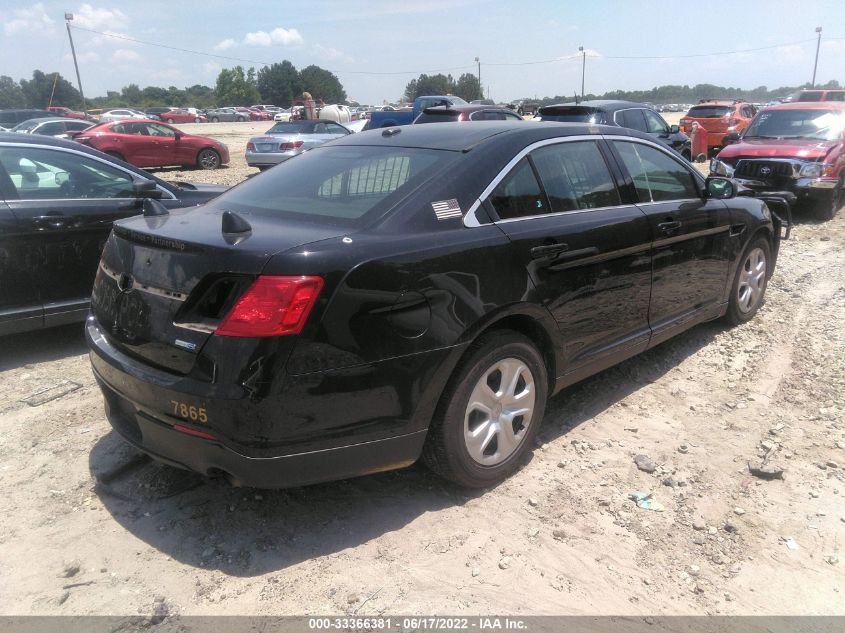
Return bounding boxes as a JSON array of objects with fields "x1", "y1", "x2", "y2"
[
  {"x1": 0, "y1": 133, "x2": 227, "y2": 335},
  {"x1": 86, "y1": 122, "x2": 777, "y2": 488}
]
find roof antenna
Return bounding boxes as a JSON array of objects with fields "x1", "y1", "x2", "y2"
[{"x1": 221, "y1": 210, "x2": 252, "y2": 234}]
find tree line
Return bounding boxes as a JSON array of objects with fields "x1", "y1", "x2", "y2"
[
  {"x1": 0, "y1": 61, "x2": 347, "y2": 110},
  {"x1": 403, "y1": 73, "x2": 484, "y2": 102}
]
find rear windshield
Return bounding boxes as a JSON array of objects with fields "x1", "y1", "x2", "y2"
[
  {"x1": 796, "y1": 92, "x2": 824, "y2": 102},
  {"x1": 686, "y1": 106, "x2": 732, "y2": 118},
  {"x1": 414, "y1": 110, "x2": 460, "y2": 124},
  {"x1": 535, "y1": 107, "x2": 607, "y2": 124},
  {"x1": 266, "y1": 121, "x2": 317, "y2": 134},
  {"x1": 207, "y1": 146, "x2": 456, "y2": 227},
  {"x1": 743, "y1": 109, "x2": 845, "y2": 141}
]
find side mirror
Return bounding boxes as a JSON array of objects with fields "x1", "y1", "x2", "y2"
[
  {"x1": 174, "y1": 131, "x2": 183, "y2": 140},
  {"x1": 723, "y1": 132, "x2": 741, "y2": 145},
  {"x1": 131, "y1": 177, "x2": 162, "y2": 199},
  {"x1": 669, "y1": 124, "x2": 680, "y2": 134},
  {"x1": 705, "y1": 176, "x2": 736, "y2": 199}
]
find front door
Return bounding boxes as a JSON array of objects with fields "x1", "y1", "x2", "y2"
[
  {"x1": 608, "y1": 139, "x2": 733, "y2": 345},
  {"x1": 486, "y1": 138, "x2": 653, "y2": 375}
]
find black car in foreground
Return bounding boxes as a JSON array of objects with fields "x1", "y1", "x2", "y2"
[
  {"x1": 87, "y1": 122, "x2": 782, "y2": 489},
  {"x1": 0, "y1": 133, "x2": 228, "y2": 335},
  {"x1": 535, "y1": 100, "x2": 692, "y2": 160}
]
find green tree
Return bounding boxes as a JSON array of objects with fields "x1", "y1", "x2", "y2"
[
  {"x1": 19, "y1": 70, "x2": 81, "y2": 108},
  {"x1": 141, "y1": 85, "x2": 169, "y2": 105},
  {"x1": 121, "y1": 83, "x2": 142, "y2": 106},
  {"x1": 454, "y1": 73, "x2": 483, "y2": 101},
  {"x1": 214, "y1": 66, "x2": 260, "y2": 106},
  {"x1": 403, "y1": 74, "x2": 455, "y2": 101},
  {"x1": 185, "y1": 84, "x2": 215, "y2": 108},
  {"x1": 0, "y1": 75, "x2": 26, "y2": 108},
  {"x1": 256, "y1": 61, "x2": 302, "y2": 107},
  {"x1": 299, "y1": 65, "x2": 347, "y2": 104}
]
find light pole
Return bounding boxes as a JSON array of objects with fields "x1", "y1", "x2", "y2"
[
  {"x1": 811, "y1": 26, "x2": 822, "y2": 87},
  {"x1": 474, "y1": 57, "x2": 481, "y2": 98},
  {"x1": 579, "y1": 46, "x2": 586, "y2": 101},
  {"x1": 65, "y1": 13, "x2": 86, "y2": 110}
]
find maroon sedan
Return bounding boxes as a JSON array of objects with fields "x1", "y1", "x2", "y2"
[
  {"x1": 74, "y1": 119, "x2": 229, "y2": 169},
  {"x1": 46, "y1": 106, "x2": 88, "y2": 119},
  {"x1": 160, "y1": 109, "x2": 208, "y2": 124}
]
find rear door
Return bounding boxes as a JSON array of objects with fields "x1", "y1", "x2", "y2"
[
  {"x1": 0, "y1": 144, "x2": 146, "y2": 327},
  {"x1": 144, "y1": 123, "x2": 178, "y2": 167},
  {"x1": 486, "y1": 138, "x2": 653, "y2": 374},
  {"x1": 608, "y1": 138, "x2": 733, "y2": 345}
]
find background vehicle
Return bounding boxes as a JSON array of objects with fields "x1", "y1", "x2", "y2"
[
  {"x1": 86, "y1": 122, "x2": 780, "y2": 491},
  {"x1": 101, "y1": 109, "x2": 156, "y2": 123},
  {"x1": 11, "y1": 117, "x2": 93, "y2": 139},
  {"x1": 161, "y1": 109, "x2": 207, "y2": 124},
  {"x1": 45, "y1": 106, "x2": 87, "y2": 119},
  {"x1": 0, "y1": 132, "x2": 227, "y2": 335},
  {"x1": 0, "y1": 109, "x2": 54, "y2": 128},
  {"x1": 680, "y1": 100, "x2": 756, "y2": 155},
  {"x1": 711, "y1": 102, "x2": 845, "y2": 220},
  {"x1": 795, "y1": 89, "x2": 845, "y2": 102},
  {"x1": 369, "y1": 95, "x2": 468, "y2": 128},
  {"x1": 509, "y1": 100, "x2": 539, "y2": 116},
  {"x1": 245, "y1": 119, "x2": 351, "y2": 169},
  {"x1": 414, "y1": 104, "x2": 524, "y2": 123},
  {"x1": 144, "y1": 107, "x2": 176, "y2": 119},
  {"x1": 74, "y1": 119, "x2": 230, "y2": 170},
  {"x1": 206, "y1": 108, "x2": 247, "y2": 123},
  {"x1": 535, "y1": 100, "x2": 691, "y2": 159},
  {"x1": 273, "y1": 108, "x2": 293, "y2": 122}
]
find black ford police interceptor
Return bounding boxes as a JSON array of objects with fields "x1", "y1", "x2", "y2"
[{"x1": 87, "y1": 122, "x2": 781, "y2": 489}]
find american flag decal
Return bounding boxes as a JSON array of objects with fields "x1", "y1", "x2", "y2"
[{"x1": 431, "y1": 199, "x2": 462, "y2": 220}]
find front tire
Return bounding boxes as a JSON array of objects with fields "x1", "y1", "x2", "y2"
[
  {"x1": 211, "y1": 117, "x2": 220, "y2": 123},
  {"x1": 724, "y1": 236, "x2": 771, "y2": 325},
  {"x1": 196, "y1": 148, "x2": 221, "y2": 170},
  {"x1": 194, "y1": 117, "x2": 201, "y2": 123},
  {"x1": 422, "y1": 331, "x2": 548, "y2": 488},
  {"x1": 166, "y1": 118, "x2": 175, "y2": 124},
  {"x1": 815, "y1": 175, "x2": 843, "y2": 221}
]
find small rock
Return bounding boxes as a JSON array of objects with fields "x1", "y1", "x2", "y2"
[
  {"x1": 693, "y1": 534, "x2": 706, "y2": 545},
  {"x1": 733, "y1": 507, "x2": 746, "y2": 516},
  {"x1": 528, "y1": 497, "x2": 539, "y2": 507},
  {"x1": 688, "y1": 565, "x2": 700, "y2": 577},
  {"x1": 57, "y1": 591, "x2": 70, "y2": 606},
  {"x1": 634, "y1": 454, "x2": 657, "y2": 473},
  {"x1": 678, "y1": 444, "x2": 689, "y2": 454},
  {"x1": 836, "y1": 441, "x2": 845, "y2": 450},
  {"x1": 826, "y1": 460, "x2": 839, "y2": 469},
  {"x1": 154, "y1": 595, "x2": 165, "y2": 604},
  {"x1": 557, "y1": 460, "x2": 567, "y2": 468},
  {"x1": 347, "y1": 593, "x2": 360, "y2": 604},
  {"x1": 528, "y1": 527, "x2": 540, "y2": 537},
  {"x1": 693, "y1": 584, "x2": 705, "y2": 594},
  {"x1": 825, "y1": 555, "x2": 839, "y2": 565},
  {"x1": 711, "y1": 553, "x2": 725, "y2": 565},
  {"x1": 724, "y1": 522, "x2": 738, "y2": 533},
  {"x1": 624, "y1": 427, "x2": 638, "y2": 433},
  {"x1": 724, "y1": 593, "x2": 734, "y2": 602},
  {"x1": 62, "y1": 563, "x2": 80, "y2": 578},
  {"x1": 708, "y1": 526, "x2": 718, "y2": 535},
  {"x1": 498, "y1": 556, "x2": 512, "y2": 570},
  {"x1": 552, "y1": 529, "x2": 566, "y2": 540},
  {"x1": 471, "y1": 567, "x2": 480, "y2": 577},
  {"x1": 810, "y1": 491, "x2": 820, "y2": 498},
  {"x1": 598, "y1": 498, "x2": 611, "y2": 507},
  {"x1": 662, "y1": 477, "x2": 678, "y2": 488},
  {"x1": 692, "y1": 520, "x2": 706, "y2": 531}
]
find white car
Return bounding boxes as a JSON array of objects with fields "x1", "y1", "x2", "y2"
[
  {"x1": 100, "y1": 109, "x2": 149, "y2": 122},
  {"x1": 273, "y1": 108, "x2": 293, "y2": 122}
]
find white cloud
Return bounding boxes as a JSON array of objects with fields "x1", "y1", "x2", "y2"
[
  {"x1": 74, "y1": 3, "x2": 129, "y2": 30},
  {"x1": 215, "y1": 26, "x2": 304, "y2": 49},
  {"x1": 111, "y1": 49, "x2": 140, "y2": 63},
  {"x1": 213, "y1": 38, "x2": 237, "y2": 51},
  {"x1": 4, "y1": 3, "x2": 55, "y2": 35},
  {"x1": 313, "y1": 44, "x2": 354, "y2": 64}
]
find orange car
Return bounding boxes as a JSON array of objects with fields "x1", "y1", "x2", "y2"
[{"x1": 680, "y1": 99, "x2": 756, "y2": 154}]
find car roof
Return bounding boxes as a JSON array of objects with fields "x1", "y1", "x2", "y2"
[
  {"x1": 539, "y1": 100, "x2": 654, "y2": 112},
  {"x1": 761, "y1": 102, "x2": 845, "y2": 111},
  {"x1": 690, "y1": 101, "x2": 741, "y2": 106},
  {"x1": 326, "y1": 120, "x2": 647, "y2": 152},
  {"x1": 422, "y1": 104, "x2": 514, "y2": 114},
  {"x1": 17, "y1": 117, "x2": 81, "y2": 125}
]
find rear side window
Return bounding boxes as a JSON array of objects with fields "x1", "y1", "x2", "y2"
[
  {"x1": 687, "y1": 106, "x2": 732, "y2": 118},
  {"x1": 612, "y1": 141, "x2": 699, "y2": 203},
  {"x1": 489, "y1": 158, "x2": 546, "y2": 220},
  {"x1": 531, "y1": 141, "x2": 620, "y2": 212},
  {"x1": 414, "y1": 110, "x2": 460, "y2": 124},
  {"x1": 643, "y1": 110, "x2": 669, "y2": 134},
  {"x1": 208, "y1": 146, "x2": 453, "y2": 227}
]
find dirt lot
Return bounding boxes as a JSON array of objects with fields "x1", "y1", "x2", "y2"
[{"x1": 0, "y1": 119, "x2": 844, "y2": 617}]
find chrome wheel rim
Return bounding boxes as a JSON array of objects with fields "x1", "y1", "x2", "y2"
[
  {"x1": 199, "y1": 151, "x2": 219, "y2": 169},
  {"x1": 464, "y1": 358, "x2": 536, "y2": 466},
  {"x1": 737, "y1": 247, "x2": 766, "y2": 313}
]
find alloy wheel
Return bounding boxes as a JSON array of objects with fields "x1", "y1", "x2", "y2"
[{"x1": 737, "y1": 247, "x2": 766, "y2": 313}]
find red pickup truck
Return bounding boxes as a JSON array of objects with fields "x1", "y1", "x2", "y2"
[{"x1": 710, "y1": 102, "x2": 845, "y2": 220}]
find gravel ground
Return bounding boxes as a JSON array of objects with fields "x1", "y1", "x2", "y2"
[{"x1": 0, "y1": 116, "x2": 843, "y2": 618}]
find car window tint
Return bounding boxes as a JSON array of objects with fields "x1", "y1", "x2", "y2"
[
  {"x1": 531, "y1": 141, "x2": 621, "y2": 212},
  {"x1": 617, "y1": 109, "x2": 647, "y2": 131},
  {"x1": 643, "y1": 110, "x2": 668, "y2": 134},
  {"x1": 325, "y1": 123, "x2": 348, "y2": 135},
  {"x1": 612, "y1": 141, "x2": 699, "y2": 203},
  {"x1": 39, "y1": 122, "x2": 66, "y2": 135},
  {"x1": 147, "y1": 124, "x2": 175, "y2": 137},
  {"x1": 504, "y1": 112, "x2": 524, "y2": 121},
  {"x1": 489, "y1": 158, "x2": 547, "y2": 220},
  {"x1": 0, "y1": 147, "x2": 134, "y2": 200}
]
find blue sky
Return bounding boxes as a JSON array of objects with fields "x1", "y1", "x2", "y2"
[{"x1": 2, "y1": 1, "x2": 845, "y2": 104}]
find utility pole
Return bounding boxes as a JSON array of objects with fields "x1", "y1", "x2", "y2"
[
  {"x1": 579, "y1": 46, "x2": 586, "y2": 100},
  {"x1": 474, "y1": 57, "x2": 481, "y2": 97},
  {"x1": 811, "y1": 26, "x2": 822, "y2": 87},
  {"x1": 65, "y1": 13, "x2": 86, "y2": 110}
]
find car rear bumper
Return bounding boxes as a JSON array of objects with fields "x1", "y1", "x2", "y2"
[
  {"x1": 86, "y1": 317, "x2": 452, "y2": 488},
  {"x1": 245, "y1": 150, "x2": 296, "y2": 166}
]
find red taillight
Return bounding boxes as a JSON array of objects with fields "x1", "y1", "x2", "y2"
[
  {"x1": 246, "y1": 142, "x2": 256, "y2": 150},
  {"x1": 215, "y1": 275, "x2": 324, "y2": 337},
  {"x1": 280, "y1": 140, "x2": 304, "y2": 151}
]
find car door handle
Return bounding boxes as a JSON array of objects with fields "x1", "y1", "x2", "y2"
[
  {"x1": 32, "y1": 215, "x2": 71, "y2": 229},
  {"x1": 657, "y1": 220, "x2": 682, "y2": 233},
  {"x1": 530, "y1": 243, "x2": 569, "y2": 259}
]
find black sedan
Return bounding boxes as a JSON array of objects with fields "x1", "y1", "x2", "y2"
[
  {"x1": 86, "y1": 122, "x2": 781, "y2": 489},
  {"x1": 0, "y1": 132, "x2": 228, "y2": 335},
  {"x1": 535, "y1": 100, "x2": 692, "y2": 160}
]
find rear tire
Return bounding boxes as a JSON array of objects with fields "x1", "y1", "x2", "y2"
[
  {"x1": 211, "y1": 117, "x2": 219, "y2": 123},
  {"x1": 724, "y1": 236, "x2": 771, "y2": 326},
  {"x1": 815, "y1": 175, "x2": 843, "y2": 221},
  {"x1": 194, "y1": 117, "x2": 201, "y2": 123},
  {"x1": 166, "y1": 118, "x2": 175, "y2": 124},
  {"x1": 196, "y1": 148, "x2": 221, "y2": 170},
  {"x1": 422, "y1": 330, "x2": 548, "y2": 488}
]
